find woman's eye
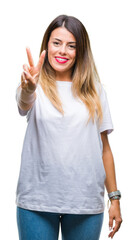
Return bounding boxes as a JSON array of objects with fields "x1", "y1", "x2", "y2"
[
  {"x1": 69, "y1": 45, "x2": 76, "y2": 49},
  {"x1": 53, "y1": 42, "x2": 76, "y2": 49},
  {"x1": 53, "y1": 42, "x2": 59, "y2": 46}
]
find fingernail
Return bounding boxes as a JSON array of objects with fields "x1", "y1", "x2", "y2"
[
  {"x1": 109, "y1": 226, "x2": 112, "y2": 230},
  {"x1": 23, "y1": 70, "x2": 28, "y2": 75},
  {"x1": 43, "y1": 50, "x2": 46, "y2": 54}
]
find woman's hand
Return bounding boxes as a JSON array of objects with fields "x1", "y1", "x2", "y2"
[
  {"x1": 21, "y1": 47, "x2": 46, "y2": 93},
  {"x1": 108, "y1": 200, "x2": 123, "y2": 238}
]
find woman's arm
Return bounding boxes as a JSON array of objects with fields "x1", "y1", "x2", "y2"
[
  {"x1": 100, "y1": 131, "x2": 118, "y2": 193},
  {"x1": 16, "y1": 47, "x2": 46, "y2": 112},
  {"x1": 16, "y1": 85, "x2": 36, "y2": 111},
  {"x1": 100, "y1": 130, "x2": 122, "y2": 239}
]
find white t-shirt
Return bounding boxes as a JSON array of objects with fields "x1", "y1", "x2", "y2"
[{"x1": 15, "y1": 80, "x2": 114, "y2": 214}]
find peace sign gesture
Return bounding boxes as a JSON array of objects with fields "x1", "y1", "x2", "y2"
[{"x1": 21, "y1": 47, "x2": 46, "y2": 93}]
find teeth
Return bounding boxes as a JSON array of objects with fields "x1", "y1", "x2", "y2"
[{"x1": 56, "y1": 58, "x2": 68, "y2": 61}]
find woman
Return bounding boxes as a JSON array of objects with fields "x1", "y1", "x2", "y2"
[{"x1": 16, "y1": 15, "x2": 122, "y2": 240}]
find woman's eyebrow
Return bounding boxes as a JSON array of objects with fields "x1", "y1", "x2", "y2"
[{"x1": 52, "y1": 38, "x2": 76, "y2": 44}]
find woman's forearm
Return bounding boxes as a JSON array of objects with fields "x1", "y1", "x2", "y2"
[
  {"x1": 102, "y1": 149, "x2": 118, "y2": 194},
  {"x1": 16, "y1": 86, "x2": 36, "y2": 111}
]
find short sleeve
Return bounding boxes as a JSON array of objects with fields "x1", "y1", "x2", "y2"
[{"x1": 98, "y1": 84, "x2": 114, "y2": 135}]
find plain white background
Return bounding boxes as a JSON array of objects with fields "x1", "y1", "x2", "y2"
[{"x1": 0, "y1": 0, "x2": 138, "y2": 239}]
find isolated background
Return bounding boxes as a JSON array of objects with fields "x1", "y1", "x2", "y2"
[{"x1": 0, "y1": 0, "x2": 137, "y2": 239}]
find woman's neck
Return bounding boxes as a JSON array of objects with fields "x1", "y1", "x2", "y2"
[{"x1": 55, "y1": 72, "x2": 72, "y2": 82}]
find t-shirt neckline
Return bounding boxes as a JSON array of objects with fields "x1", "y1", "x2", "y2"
[{"x1": 56, "y1": 80, "x2": 72, "y2": 86}]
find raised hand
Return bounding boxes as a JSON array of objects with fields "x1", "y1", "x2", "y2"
[{"x1": 21, "y1": 47, "x2": 46, "y2": 93}]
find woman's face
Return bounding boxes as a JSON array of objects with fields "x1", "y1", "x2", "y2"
[{"x1": 47, "y1": 27, "x2": 76, "y2": 77}]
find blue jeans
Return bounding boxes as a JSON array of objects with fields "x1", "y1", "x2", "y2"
[{"x1": 16, "y1": 206, "x2": 104, "y2": 240}]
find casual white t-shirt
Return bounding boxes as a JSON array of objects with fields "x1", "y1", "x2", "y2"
[{"x1": 15, "y1": 80, "x2": 114, "y2": 214}]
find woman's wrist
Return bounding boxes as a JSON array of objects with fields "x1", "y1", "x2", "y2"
[
  {"x1": 110, "y1": 198, "x2": 120, "y2": 204},
  {"x1": 16, "y1": 86, "x2": 36, "y2": 111},
  {"x1": 108, "y1": 190, "x2": 121, "y2": 199}
]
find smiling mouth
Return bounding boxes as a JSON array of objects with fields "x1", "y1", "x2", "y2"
[{"x1": 55, "y1": 57, "x2": 69, "y2": 64}]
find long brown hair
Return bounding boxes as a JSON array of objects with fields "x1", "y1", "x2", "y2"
[{"x1": 39, "y1": 15, "x2": 103, "y2": 126}]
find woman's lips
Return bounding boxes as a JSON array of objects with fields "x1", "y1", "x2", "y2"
[{"x1": 55, "y1": 57, "x2": 69, "y2": 64}]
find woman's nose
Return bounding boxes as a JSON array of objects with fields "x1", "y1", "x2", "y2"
[{"x1": 59, "y1": 44, "x2": 67, "y2": 55}]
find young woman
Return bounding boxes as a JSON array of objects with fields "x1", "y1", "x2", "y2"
[{"x1": 16, "y1": 15, "x2": 122, "y2": 240}]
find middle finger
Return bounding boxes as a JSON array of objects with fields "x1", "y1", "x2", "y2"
[{"x1": 36, "y1": 50, "x2": 46, "y2": 72}]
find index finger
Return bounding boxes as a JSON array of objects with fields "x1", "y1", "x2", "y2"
[
  {"x1": 36, "y1": 50, "x2": 46, "y2": 71},
  {"x1": 26, "y1": 47, "x2": 35, "y2": 67}
]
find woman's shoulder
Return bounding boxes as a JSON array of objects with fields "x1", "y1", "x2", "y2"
[
  {"x1": 94, "y1": 81, "x2": 108, "y2": 102},
  {"x1": 95, "y1": 81, "x2": 103, "y2": 95}
]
